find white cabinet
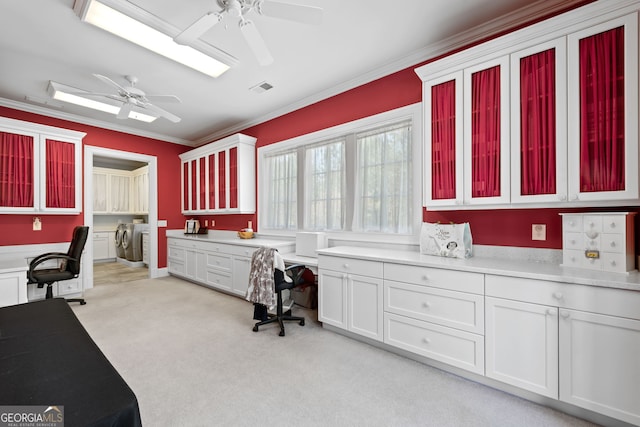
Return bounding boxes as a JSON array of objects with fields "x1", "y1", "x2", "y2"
[
  {"x1": 92, "y1": 231, "x2": 115, "y2": 261},
  {"x1": 486, "y1": 274, "x2": 640, "y2": 426},
  {"x1": 0, "y1": 267, "x2": 28, "y2": 307},
  {"x1": 0, "y1": 117, "x2": 84, "y2": 214},
  {"x1": 383, "y1": 263, "x2": 485, "y2": 375},
  {"x1": 567, "y1": 13, "x2": 639, "y2": 203},
  {"x1": 485, "y1": 296, "x2": 558, "y2": 398},
  {"x1": 93, "y1": 166, "x2": 148, "y2": 214},
  {"x1": 559, "y1": 309, "x2": 640, "y2": 426},
  {"x1": 142, "y1": 232, "x2": 149, "y2": 265},
  {"x1": 416, "y1": 8, "x2": 640, "y2": 208},
  {"x1": 180, "y1": 133, "x2": 256, "y2": 214},
  {"x1": 318, "y1": 255, "x2": 383, "y2": 341}
]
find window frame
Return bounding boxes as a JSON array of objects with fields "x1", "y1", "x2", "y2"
[{"x1": 257, "y1": 103, "x2": 422, "y2": 244}]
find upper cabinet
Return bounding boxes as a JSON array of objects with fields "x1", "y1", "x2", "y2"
[
  {"x1": 0, "y1": 117, "x2": 84, "y2": 214},
  {"x1": 416, "y1": 2, "x2": 639, "y2": 209},
  {"x1": 93, "y1": 165, "x2": 148, "y2": 214},
  {"x1": 180, "y1": 133, "x2": 256, "y2": 215}
]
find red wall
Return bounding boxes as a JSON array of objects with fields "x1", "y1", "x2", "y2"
[{"x1": 0, "y1": 106, "x2": 188, "y2": 268}]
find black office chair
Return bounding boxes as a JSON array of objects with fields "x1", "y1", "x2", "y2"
[
  {"x1": 27, "y1": 226, "x2": 89, "y2": 305},
  {"x1": 247, "y1": 246, "x2": 306, "y2": 336}
]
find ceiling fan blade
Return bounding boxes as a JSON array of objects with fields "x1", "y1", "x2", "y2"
[
  {"x1": 117, "y1": 102, "x2": 132, "y2": 120},
  {"x1": 143, "y1": 103, "x2": 182, "y2": 123},
  {"x1": 259, "y1": 1, "x2": 322, "y2": 25},
  {"x1": 240, "y1": 20, "x2": 273, "y2": 66},
  {"x1": 174, "y1": 12, "x2": 222, "y2": 45},
  {"x1": 145, "y1": 94, "x2": 182, "y2": 104},
  {"x1": 93, "y1": 73, "x2": 127, "y2": 94}
]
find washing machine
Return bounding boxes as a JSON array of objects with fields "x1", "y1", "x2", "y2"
[
  {"x1": 114, "y1": 223, "x2": 127, "y2": 259},
  {"x1": 122, "y1": 223, "x2": 149, "y2": 262}
]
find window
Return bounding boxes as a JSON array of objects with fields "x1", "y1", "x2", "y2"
[{"x1": 259, "y1": 104, "x2": 421, "y2": 240}]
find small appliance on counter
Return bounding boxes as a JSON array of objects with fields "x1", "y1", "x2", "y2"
[{"x1": 184, "y1": 219, "x2": 207, "y2": 234}]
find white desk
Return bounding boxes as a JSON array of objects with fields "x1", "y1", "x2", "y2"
[
  {"x1": 281, "y1": 253, "x2": 318, "y2": 272},
  {"x1": 0, "y1": 257, "x2": 28, "y2": 307}
]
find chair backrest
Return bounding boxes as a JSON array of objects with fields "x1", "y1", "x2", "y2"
[{"x1": 66, "y1": 226, "x2": 89, "y2": 274}]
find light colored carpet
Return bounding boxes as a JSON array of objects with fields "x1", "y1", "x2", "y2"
[{"x1": 72, "y1": 276, "x2": 599, "y2": 427}]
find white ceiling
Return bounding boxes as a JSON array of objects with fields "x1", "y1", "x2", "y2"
[{"x1": 0, "y1": 0, "x2": 583, "y2": 146}]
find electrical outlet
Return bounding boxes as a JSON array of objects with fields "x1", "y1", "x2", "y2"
[
  {"x1": 532, "y1": 224, "x2": 546, "y2": 241},
  {"x1": 33, "y1": 217, "x2": 41, "y2": 231},
  {"x1": 248, "y1": 220, "x2": 253, "y2": 230},
  {"x1": 211, "y1": 220, "x2": 215, "y2": 227}
]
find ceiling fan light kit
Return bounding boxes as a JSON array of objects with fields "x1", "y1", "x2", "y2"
[
  {"x1": 47, "y1": 81, "x2": 157, "y2": 123},
  {"x1": 73, "y1": 0, "x2": 237, "y2": 78}
]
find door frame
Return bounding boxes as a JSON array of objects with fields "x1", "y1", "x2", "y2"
[{"x1": 83, "y1": 145, "x2": 159, "y2": 289}]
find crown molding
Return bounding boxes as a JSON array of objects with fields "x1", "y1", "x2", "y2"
[{"x1": 0, "y1": 98, "x2": 193, "y2": 146}]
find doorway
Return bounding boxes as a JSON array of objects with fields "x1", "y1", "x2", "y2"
[{"x1": 83, "y1": 146, "x2": 159, "y2": 290}]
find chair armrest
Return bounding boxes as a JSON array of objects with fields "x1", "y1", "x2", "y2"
[{"x1": 28, "y1": 253, "x2": 77, "y2": 282}]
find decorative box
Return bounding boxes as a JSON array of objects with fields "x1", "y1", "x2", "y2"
[{"x1": 560, "y1": 212, "x2": 636, "y2": 274}]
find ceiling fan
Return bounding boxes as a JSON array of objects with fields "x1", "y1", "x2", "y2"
[
  {"x1": 87, "y1": 74, "x2": 182, "y2": 123},
  {"x1": 174, "y1": 0, "x2": 323, "y2": 66}
]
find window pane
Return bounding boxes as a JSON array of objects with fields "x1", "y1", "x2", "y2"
[
  {"x1": 265, "y1": 151, "x2": 297, "y2": 230},
  {"x1": 355, "y1": 121, "x2": 412, "y2": 234},
  {"x1": 304, "y1": 139, "x2": 345, "y2": 230}
]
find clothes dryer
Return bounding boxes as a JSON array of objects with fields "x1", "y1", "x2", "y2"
[
  {"x1": 122, "y1": 223, "x2": 149, "y2": 261},
  {"x1": 114, "y1": 223, "x2": 127, "y2": 259}
]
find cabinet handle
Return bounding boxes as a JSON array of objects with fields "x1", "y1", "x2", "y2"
[
  {"x1": 421, "y1": 275, "x2": 429, "y2": 281},
  {"x1": 610, "y1": 260, "x2": 617, "y2": 266},
  {"x1": 610, "y1": 241, "x2": 616, "y2": 248},
  {"x1": 546, "y1": 309, "x2": 554, "y2": 316},
  {"x1": 343, "y1": 263, "x2": 349, "y2": 269},
  {"x1": 552, "y1": 292, "x2": 563, "y2": 300},
  {"x1": 570, "y1": 194, "x2": 579, "y2": 201},
  {"x1": 569, "y1": 239, "x2": 576, "y2": 245},
  {"x1": 422, "y1": 302, "x2": 430, "y2": 309},
  {"x1": 568, "y1": 220, "x2": 575, "y2": 227},
  {"x1": 558, "y1": 194, "x2": 567, "y2": 201},
  {"x1": 422, "y1": 338, "x2": 431, "y2": 344},
  {"x1": 609, "y1": 222, "x2": 616, "y2": 229},
  {"x1": 560, "y1": 311, "x2": 570, "y2": 319}
]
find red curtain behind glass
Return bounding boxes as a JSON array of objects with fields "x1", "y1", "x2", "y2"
[
  {"x1": 199, "y1": 157, "x2": 206, "y2": 210},
  {"x1": 520, "y1": 48, "x2": 556, "y2": 195},
  {"x1": 229, "y1": 147, "x2": 238, "y2": 209},
  {"x1": 0, "y1": 132, "x2": 34, "y2": 207},
  {"x1": 579, "y1": 26, "x2": 625, "y2": 192},
  {"x1": 46, "y1": 139, "x2": 75, "y2": 208},
  {"x1": 431, "y1": 80, "x2": 456, "y2": 199},
  {"x1": 218, "y1": 151, "x2": 226, "y2": 209},
  {"x1": 208, "y1": 154, "x2": 216, "y2": 209},
  {"x1": 471, "y1": 65, "x2": 501, "y2": 198}
]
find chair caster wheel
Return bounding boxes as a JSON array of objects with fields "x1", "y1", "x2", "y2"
[
  {"x1": 253, "y1": 326, "x2": 259, "y2": 332},
  {"x1": 80, "y1": 301, "x2": 86, "y2": 305},
  {"x1": 279, "y1": 330, "x2": 285, "y2": 337},
  {"x1": 300, "y1": 320, "x2": 305, "y2": 326}
]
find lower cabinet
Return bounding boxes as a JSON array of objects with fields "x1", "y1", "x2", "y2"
[
  {"x1": 318, "y1": 255, "x2": 383, "y2": 341},
  {"x1": 0, "y1": 269, "x2": 28, "y2": 307},
  {"x1": 486, "y1": 274, "x2": 640, "y2": 426},
  {"x1": 93, "y1": 231, "x2": 116, "y2": 261},
  {"x1": 167, "y1": 237, "x2": 293, "y2": 298}
]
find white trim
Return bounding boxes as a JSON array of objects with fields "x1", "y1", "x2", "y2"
[
  {"x1": 257, "y1": 103, "x2": 422, "y2": 244},
  {"x1": 84, "y1": 146, "x2": 160, "y2": 289}
]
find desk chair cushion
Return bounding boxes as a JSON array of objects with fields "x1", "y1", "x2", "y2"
[{"x1": 30, "y1": 268, "x2": 76, "y2": 286}]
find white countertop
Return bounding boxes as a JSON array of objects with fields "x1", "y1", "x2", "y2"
[
  {"x1": 317, "y1": 246, "x2": 640, "y2": 292},
  {"x1": 166, "y1": 230, "x2": 294, "y2": 249},
  {"x1": 0, "y1": 256, "x2": 29, "y2": 274}
]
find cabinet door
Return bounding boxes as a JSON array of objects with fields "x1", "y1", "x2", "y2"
[
  {"x1": 485, "y1": 297, "x2": 558, "y2": 399},
  {"x1": 559, "y1": 309, "x2": 640, "y2": 426},
  {"x1": 463, "y1": 56, "x2": 510, "y2": 205},
  {"x1": 93, "y1": 171, "x2": 108, "y2": 212},
  {"x1": 567, "y1": 14, "x2": 639, "y2": 202},
  {"x1": 43, "y1": 138, "x2": 79, "y2": 211},
  {"x1": 0, "y1": 130, "x2": 37, "y2": 211},
  {"x1": 109, "y1": 173, "x2": 130, "y2": 213},
  {"x1": 510, "y1": 38, "x2": 567, "y2": 204},
  {"x1": 348, "y1": 274, "x2": 383, "y2": 341},
  {"x1": 93, "y1": 232, "x2": 110, "y2": 260},
  {"x1": 424, "y1": 72, "x2": 464, "y2": 207},
  {"x1": 318, "y1": 269, "x2": 347, "y2": 329},
  {"x1": 231, "y1": 256, "x2": 251, "y2": 297}
]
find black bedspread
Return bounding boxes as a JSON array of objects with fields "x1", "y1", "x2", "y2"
[{"x1": 0, "y1": 298, "x2": 142, "y2": 427}]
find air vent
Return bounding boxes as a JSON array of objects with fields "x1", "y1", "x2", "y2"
[{"x1": 249, "y1": 81, "x2": 273, "y2": 94}]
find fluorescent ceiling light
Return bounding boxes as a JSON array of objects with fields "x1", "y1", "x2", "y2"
[
  {"x1": 74, "y1": 0, "x2": 234, "y2": 78},
  {"x1": 47, "y1": 81, "x2": 157, "y2": 123}
]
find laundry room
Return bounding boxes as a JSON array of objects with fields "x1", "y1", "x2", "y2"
[{"x1": 92, "y1": 155, "x2": 150, "y2": 283}]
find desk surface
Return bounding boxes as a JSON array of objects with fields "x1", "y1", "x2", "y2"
[{"x1": 0, "y1": 299, "x2": 142, "y2": 427}]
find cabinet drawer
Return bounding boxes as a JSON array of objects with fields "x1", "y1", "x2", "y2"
[
  {"x1": 583, "y1": 215, "x2": 603, "y2": 233},
  {"x1": 319, "y1": 255, "x2": 383, "y2": 278},
  {"x1": 206, "y1": 269, "x2": 231, "y2": 290},
  {"x1": 225, "y1": 245, "x2": 256, "y2": 258},
  {"x1": 600, "y1": 233, "x2": 624, "y2": 254},
  {"x1": 206, "y1": 253, "x2": 231, "y2": 271},
  {"x1": 485, "y1": 274, "x2": 640, "y2": 320},
  {"x1": 562, "y1": 215, "x2": 582, "y2": 232},
  {"x1": 384, "y1": 312, "x2": 484, "y2": 375},
  {"x1": 168, "y1": 259, "x2": 185, "y2": 276},
  {"x1": 602, "y1": 215, "x2": 627, "y2": 233},
  {"x1": 167, "y1": 245, "x2": 185, "y2": 261},
  {"x1": 57, "y1": 279, "x2": 82, "y2": 296},
  {"x1": 563, "y1": 232, "x2": 583, "y2": 251},
  {"x1": 384, "y1": 280, "x2": 484, "y2": 334},
  {"x1": 384, "y1": 263, "x2": 484, "y2": 295}
]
